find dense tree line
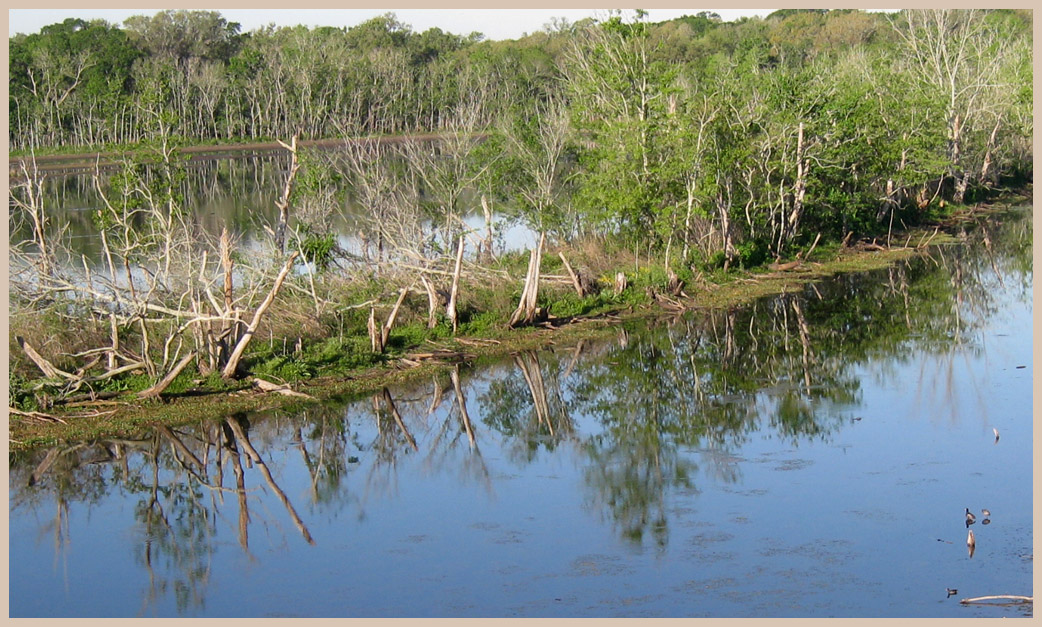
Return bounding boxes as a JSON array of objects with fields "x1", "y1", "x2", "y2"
[{"x1": 10, "y1": 8, "x2": 1032, "y2": 261}]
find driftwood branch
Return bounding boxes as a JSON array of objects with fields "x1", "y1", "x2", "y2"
[{"x1": 805, "y1": 232, "x2": 822, "y2": 259}]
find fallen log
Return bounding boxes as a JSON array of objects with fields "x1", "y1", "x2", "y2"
[
  {"x1": 768, "y1": 260, "x2": 801, "y2": 272},
  {"x1": 960, "y1": 595, "x2": 1032, "y2": 605},
  {"x1": 455, "y1": 337, "x2": 501, "y2": 347},
  {"x1": 404, "y1": 351, "x2": 474, "y2": 362},
  {"x1": 250, "y1": 377, "x2": 316, "y2": 400}
]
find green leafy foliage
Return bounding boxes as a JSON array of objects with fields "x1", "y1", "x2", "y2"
[
  {"x1": 8, "y1": 372, "x2": 40, "y2": 412},
  {"x1": 297, "y1": 232, "x2": 338, "y2": 271}
]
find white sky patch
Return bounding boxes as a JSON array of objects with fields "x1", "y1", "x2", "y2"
[{"x1": 9, "y1": 8, "x2": 785, "y2": 40}]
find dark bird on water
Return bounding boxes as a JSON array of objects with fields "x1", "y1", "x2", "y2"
[
  {"x1": 965, "y1": 508, "x2": 976, "y2": 525},
  {"x1": 947, "y1": 588, "x2": 958, "y2": 598}
]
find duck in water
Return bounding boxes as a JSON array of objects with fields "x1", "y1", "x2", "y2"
[{"x1": 965, "y1": 508, "x2": 976, "y2": 526}]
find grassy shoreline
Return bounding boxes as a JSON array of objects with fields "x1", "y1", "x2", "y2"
[{"x1": 8, "y1": 191, "x2": 1030, "y2": 453}]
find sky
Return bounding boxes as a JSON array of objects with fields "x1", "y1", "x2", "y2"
[{"x1": 8, "y1": 8, "x2": 784, "y2": 41}]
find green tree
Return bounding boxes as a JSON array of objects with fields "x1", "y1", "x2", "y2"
[{"x1": 562, "y1": 10, "x2": 678, "y2": 247}]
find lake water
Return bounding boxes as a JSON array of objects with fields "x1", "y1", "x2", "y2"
[
  {"x1": 8, "y1": 206, "x2": 1032, "y2": 617},
  {"x1": 9, "y1": 153, "x2": 538, "y2": 266}
]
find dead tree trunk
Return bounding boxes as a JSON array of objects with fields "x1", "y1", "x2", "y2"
[
  {"x1": 980, "y1": 120, "x2": 1001, "y2": 187},
  {"x1": 12, "y1": 158, "x2": 53, "y2": 277},
  {"x1": 369, "y1": 287, "x2": 410, "y2": 353},
  {"x1": 447, "y1": 237, "x2": 465, "y2": 334},
  {"x1": 419, "y1": 275, "x2": 440, "y2": 329},
  {"x1": 614, "y1": 272, "x2": 627, "y2": 296},
  {"x1": 368, "y1": 308, "x2": 382, "y2": 353},
  {"x1": 480, "y1": 194, "x2": 496, "y2": 263},
  {"x1": 214, "y1": 227, "x2": 237, "y2": 371},
  {"x1": 509, "y1": 233, "x2": 546, "y2": 328}
]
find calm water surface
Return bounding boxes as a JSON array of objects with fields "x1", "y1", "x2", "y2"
[
  {"x1": 9, "y1": 154, "x2": 537, "y2": 263},
  {"x1": 9, "y1": 207, "x2": 1032, "y2": 617}
]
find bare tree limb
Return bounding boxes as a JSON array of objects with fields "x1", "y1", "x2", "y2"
[
  {"x1": 138, "y1": 351, "x2": 197, "y2": 399},
  {"x1": 558, "y1": 251, "x2": 585, "y2": 298},
  {"x1": 17, "y1": 337, "x2": 75, "y2": 380},
  {"x1": 221, "y1": 252, "x2": 299, "y2": 379}
]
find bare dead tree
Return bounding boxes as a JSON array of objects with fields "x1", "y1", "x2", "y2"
[{"x1": 274, "y1": 134, "x2": 301, "y2": 254}]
